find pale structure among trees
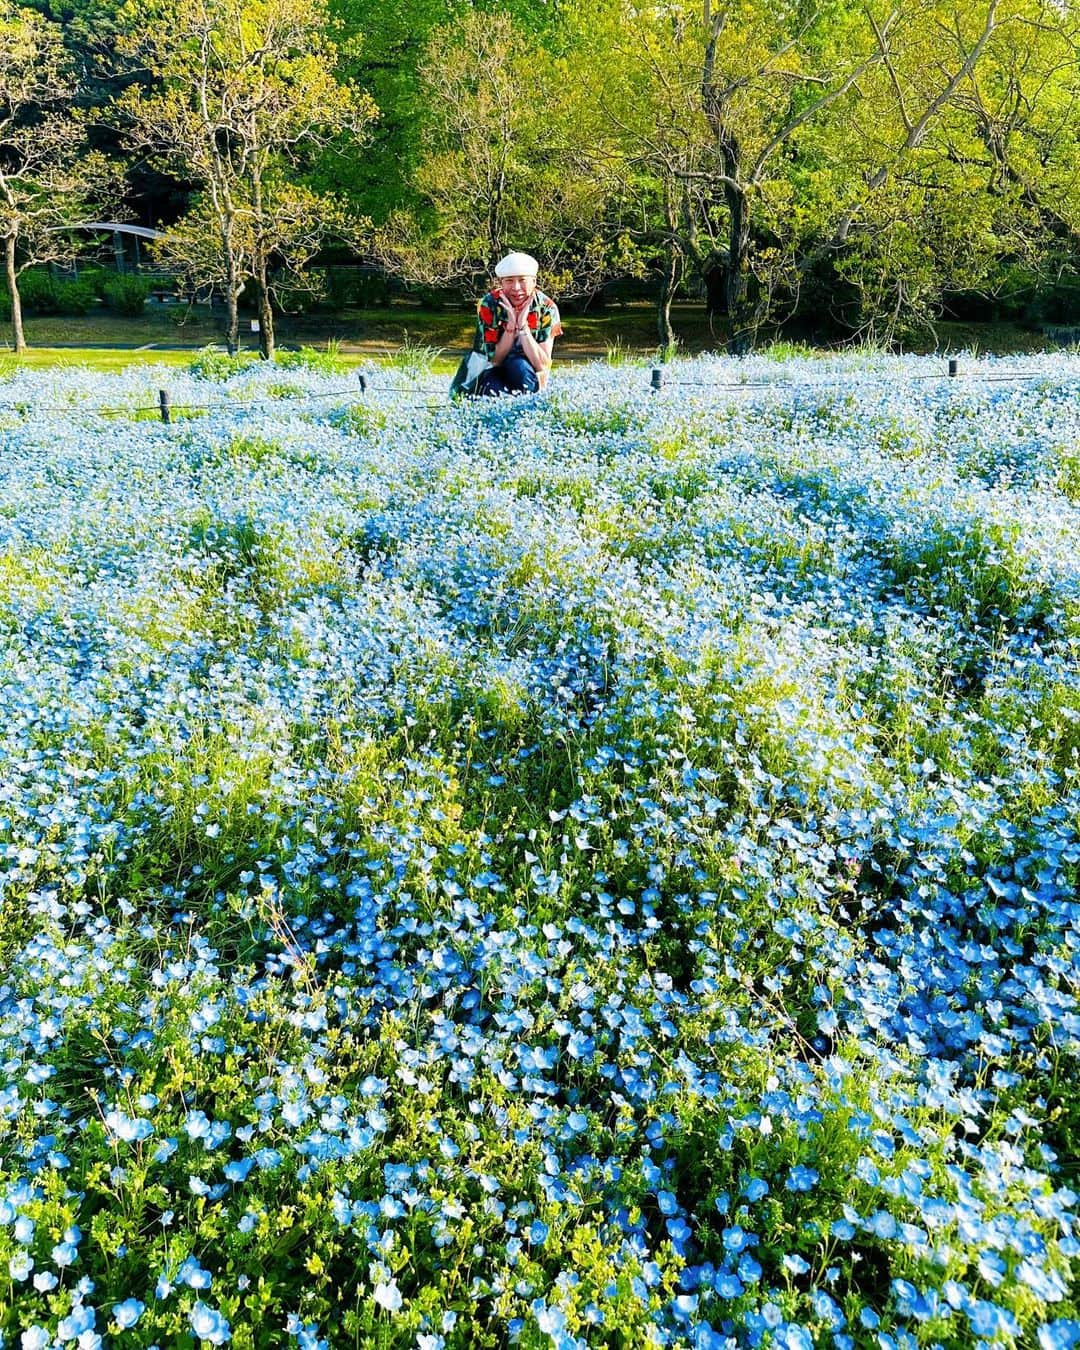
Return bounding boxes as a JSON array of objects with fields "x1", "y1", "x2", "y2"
[{"x1": 115, "y1": 0, "x2": 374, "y2": 358}]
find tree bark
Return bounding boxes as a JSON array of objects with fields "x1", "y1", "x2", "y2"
[
  {"x1": 702, "y1": 25, "x2": 756, "y2": 354},
  {"x1": 657, "y1": 182, "x2": 683, "y2": 350},
  {"x1": 225, "y1": 284, "x2": 240, "y2": 355},
  {"x1": 222, "y1": 228, "x2": 241, "y2": 354},
  {"x1": 5, "y1": 236, "x2": 25, "y2": 354},
  {"x1": 723, "y1": 180, "x2": 754, "y2": 353},
  {"x1": 657, "y1": 243, "x2": 682, "y2": 350},
  {"x1": 254, "y1": 267, "x2": 275, "y2": 360}
]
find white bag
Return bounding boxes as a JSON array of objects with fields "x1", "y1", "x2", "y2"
[{"x1": 450, "y1": 349, "x2": 492, "y2": 397}]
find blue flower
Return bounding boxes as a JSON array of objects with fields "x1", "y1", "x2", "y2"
[
  {"x1": 1038, "y1": 1321, "x2": 1080, "y2": 1350},
  {"x1": 224, "y1": 1157, "x2": 255, "y2": 1183},
  {"x1": 865, "y1": 1210, "x2": 897, "y2": 1240},
  {"x1": 177, "y1": 1256, "x2": 212, "y2": 1289},
  {"x1": 57, "y1": 1305, "x2": 95, "y2": 1340},
  {"x1": 189, "y1": 1301, "x2": 231, "y2": 1345},
  {"x1": 8, "y1": 1252, "x2": 32, "y2": 1281},
  {"x1": 786, "y1": 1165, "x2": 819, "y2": 1192},
  {"x1": 113, "y1": 1299, "x2": 145, "y2": 1329},
  {"x1": 105, "y1": 1110, "x2": 154, "y2": 1143},
  {"x1": 722, "y1": 1225, "x2": 751, "y2": 1252}
]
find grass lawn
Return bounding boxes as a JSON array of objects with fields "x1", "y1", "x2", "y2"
[
  {"x1": 0, "y1": 302, "x2": 1059, "y2": 370},
  {"x1": 4, "y1": 347, "x2": 200, "y2": 371}
]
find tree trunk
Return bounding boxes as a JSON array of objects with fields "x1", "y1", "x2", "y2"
[
  {"x1": 704, "y1": 263, "x2": 727, "y2": 318},
  {"x1": 250, "y1": 164, "x2": 275, "y2": 360},
  {"x1": 657, "y1": 241, "x2": 682, "y2": 351},
  {"x1": 702, "y1": 25, "x2": 756, "y2": 355},
  {"x1": 6, "y1": 236, "x2": 25, "y2": 355},
  {"x1": 724, "y1": 183, "x2": 754, "y2": 354},
  {"x1": 225, "y1": 286, "x2": 240, "y2": 355},
  {"x1": 657, "y1": 180, "x2": 684, "y2": 351},
  {"x1": 218, "y1": 214, "x2": 241, "y2": 354},
  {"x1": 254, "y1": 269, "x2": 275, "y2": 360}
]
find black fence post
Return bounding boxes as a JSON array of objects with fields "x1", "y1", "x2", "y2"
[
  {"x1": 651, "y1": 368, "x2": 662, "y2": 393},
  {"x1": 948, "y1": 358, "x2": 959, "y2": 378},
  {"x1": 159, "y1": 390, "x2": 171, "y2": 424}
]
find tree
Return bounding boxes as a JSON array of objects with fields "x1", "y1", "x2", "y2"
[
  {"x1": 802, "y1": 0, "x2": 1047, "y2": 340},
  {"x1": 0, "y1": 2, "x2": 111, "y2": 352},
  {"x1": 947, "y1": 0, "x2": 1080, "y2": 316},
  {"x1": 557, "y1": 0, "x2": 893, "y2": 348},
  {"x1": 373, "y1": 8, "x2": 625, "y2": 299},
  {"x1": 316, "y1": 0, "x2": 455, "y2": 226},
  {"x1": 554, "y1": 0, "x2": 715, "y2": 346},
  {"x1": 115, "y1": 0, "x2": 374, "y2": 357},
  {"x1": 565, "y1": 0, "x2": 1053, "y2": 347}
]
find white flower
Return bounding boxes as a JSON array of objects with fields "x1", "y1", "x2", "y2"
[{"x1": 373, "y1": 1279, "x2": 403, "y2": 1314}]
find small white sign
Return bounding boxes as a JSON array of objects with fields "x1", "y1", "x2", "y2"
[{"x1": 250, "y1": 319, "x2": 260, "y2": 333}]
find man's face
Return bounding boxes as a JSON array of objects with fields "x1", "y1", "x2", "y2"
[{"x1": 501, "y1": 274, "x2": 536, "y2": 308}]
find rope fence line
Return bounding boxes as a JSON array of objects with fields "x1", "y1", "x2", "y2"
[
  {"x1": 0, "y1": 373, "x2": 454, "y2": 421},
  {"x1": 647, "y1": 358, "x2": 1069, "y2": 393},
  {"x1": 0, "y1": 359, "x2": 1070, "y2": 421}
]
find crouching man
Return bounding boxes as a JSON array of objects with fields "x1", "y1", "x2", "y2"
[{"x1": 470, "y1": 252, "x2": 562, "y2": 397}]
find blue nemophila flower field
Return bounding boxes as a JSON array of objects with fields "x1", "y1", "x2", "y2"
[{"x1": 0, "y1": 352, "x2": 1078, "y2": 1349}]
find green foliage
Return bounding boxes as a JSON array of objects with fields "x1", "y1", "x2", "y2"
[
  {"x1": 274, "y1": 341, "x2": 349, "y2": 375},
  {"x1": 605, "y1": 337, "x2": 645, "y2": 367},
  {"x1": 274, "y1": 274, "x2": 330, "y2": 315},
  {"x1": 1056, "y1": 450, "x2": 1080, "y2": 503},
  {"x1": 16, "y1": 269, "x2": 96, "y2": 315},
  {"x1": 382, "y1": 332, "x2": 443, "y2": 376},
  {"x1": 189, "y1": 345, "x2": 260, "y2": 379},
  {"x1": 18, "y1": 0, "x2": 1080, "y2": 345},
  {"x1": 102, "y1": 272, "x2": 152, "y2": 314},
  {"x1": 335, "y1": 400, "x2": 387, "y2": 436},
  {"x1": 324, "y1": 266, "x2": 391, "y2": 309}
]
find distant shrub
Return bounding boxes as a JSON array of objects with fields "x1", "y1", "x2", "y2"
[
  {"x1": 17, "y1": 269, "x2": 96, "y2": 315},
  {"x1": 102, "y1": 274, "x2": 152, "y2": 316},
  {"x1": 605, "y1": 337, "x2": 644, "y2": 367},
  {"x1": 383, "y1": 332, "x2": 443, "y2": 376},
  {"x1": 762, "y1": 340, "x2": 819, "y2": 361},
  {"x1": 408, "y1": 284, "x2": 454, "y2": 311},
  {"x1": 78, "y1": 263, "x2": 112, "y2": 300},
  {"x1": 325, "y1": 267, "x2": 391, "y2": 310}
]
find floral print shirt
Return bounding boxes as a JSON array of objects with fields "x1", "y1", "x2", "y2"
[{"x1": 474, "y1": 288, "x2": 563, "y2": 359}]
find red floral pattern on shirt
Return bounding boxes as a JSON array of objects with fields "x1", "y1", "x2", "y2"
[{"x1": 474, "y1": 289, "x2": 562, "y2": 360}]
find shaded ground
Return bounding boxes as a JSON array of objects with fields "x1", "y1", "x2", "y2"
[{"x1": 8, "y1": 301, "x2": 1059, "y2": 361}]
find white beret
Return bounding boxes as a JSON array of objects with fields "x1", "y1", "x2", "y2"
[{"x1": 494, "y1": 251, "x2": 539, "y2": 278}]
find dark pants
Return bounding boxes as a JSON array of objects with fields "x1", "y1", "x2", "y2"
[{"x1": 476, "y1": 354, "x2": 540, "y2": 397}]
